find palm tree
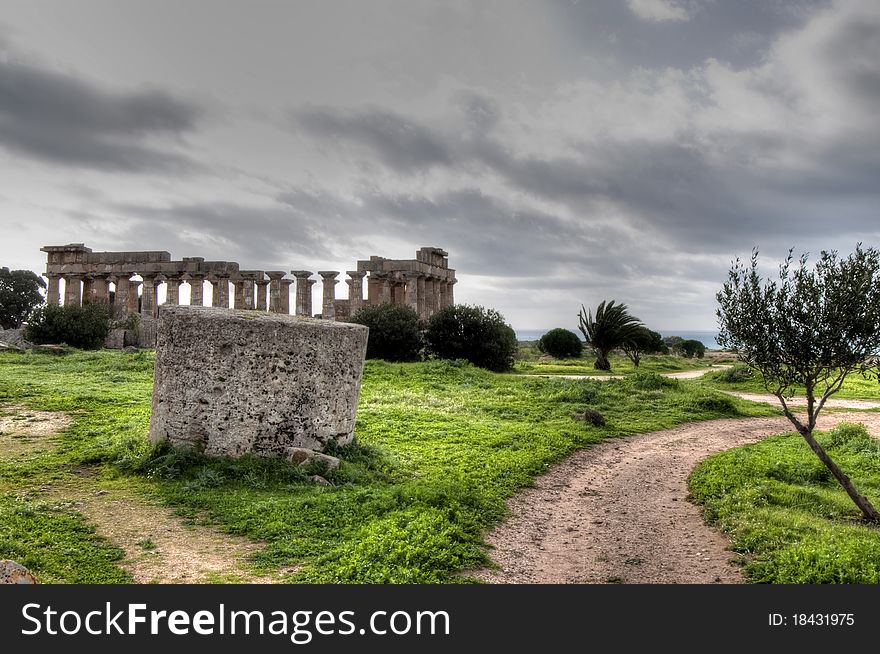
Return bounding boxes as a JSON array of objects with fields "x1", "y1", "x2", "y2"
[{"x1": 578, "y1": 300, "x2": 644, "y2": 371}]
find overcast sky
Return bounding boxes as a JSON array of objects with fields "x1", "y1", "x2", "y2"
[{"x1": 1, "y1": 0, "x2": 878, "y2": 331}]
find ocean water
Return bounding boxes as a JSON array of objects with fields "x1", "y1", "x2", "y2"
[{"x1": 515, "y1": 329, "x2": 721, "y2": 349}]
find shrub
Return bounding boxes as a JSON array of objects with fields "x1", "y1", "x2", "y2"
[
  {"x1": 25, "y1": 303, "x2": 110, "y2": 350},
  {"x1": 677, "y1": 339, "x2": 706, "y2": 358},
  {"x1": 349, "y1": 304, "x2": 422, "y2": 362},
  {"x1": 537, "y1": 328, "x2": 583, "y2": 359},
  {"x1": 717, "y1": 364, "x2": 754, "y2": 383},
  {"x1": 424, "y1": 304, "x2": 518, "y2": 372}
]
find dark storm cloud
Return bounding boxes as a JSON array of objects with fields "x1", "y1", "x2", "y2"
[
  {"x1": 293, "y1": 105, "x2": 453, "y2": 172},
  {"x1": 106, "y1": 202, "x2": 338, "y2": 269},
  {"x1": 0, "y1": 56, "x2": 202, "y2": 172}
]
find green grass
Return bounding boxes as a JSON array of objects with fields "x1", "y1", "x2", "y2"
[
  {"x1": 513, "y1": 347, "x2": 725, "y2": 376},
  {"x1": 701, "y1": 364, "x2": 880, "y2": 400},
  {"x1": 689, "y1": 422, "x2": 880, "y2": 583},
  {"x1": 0, "y1": 349, "x2": 774, "y2": 583},
  {"x1": 0, "y1": 494, "x2": 130, "y2": 583}
]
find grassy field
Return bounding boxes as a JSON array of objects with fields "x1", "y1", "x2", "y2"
[
  {"x1": 513, "y1": 344, "x2": 733, "y2": 376},
  {"x1": 0, "y1": 348, "x2": 773, "y2": 583},
  {"x1": 701, "y1": 364, "x2": 880, "y2": 400},
  {"x1": 689, "y1": 422, "x2": 880, "y2": 583}
]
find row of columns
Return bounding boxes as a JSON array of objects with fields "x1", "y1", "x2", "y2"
[{"x1": 45, "y1": 269, "x2": 456, "y2": 322}]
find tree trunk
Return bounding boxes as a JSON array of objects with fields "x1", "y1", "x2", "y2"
[
  {"x1": 594, "y1": 351, "x2": 611, "y2": 371},
  {"x1": 798, "y1": 426, "x2": 880, "y2": 522}
]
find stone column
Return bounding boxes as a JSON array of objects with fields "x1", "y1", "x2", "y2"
[
  {"x1": 292, "y1": 271, "x2": 313, "y2": 316},
  {"x1": 403, "y1": 272, "x2": 419, "y2": 315},
  {"x1": 188, "y1": 273, "x2": 205, "y2": 306},
  {"x1": 113, "y1": 276, "x2": 130, "y2": 316},
  {"x1": 376, "y1": 273, "x2": 392, "y2": 305},
  {"x1": 280, "y1": 279, "x2": 293, "y2": 315},
  {"x1": 392, "y1": 280, "x2": 405, "y2": 306},
  {"x1": 447, "y1": 279, "x2": 457, "y2": 307},
  {"x1": 233, "y1": 272, "x2": 257, "y2": 310},
  {"x1": 367, "y1": 274, "x2": 380, "y2": 305},
  {"x1": 128, "y1": 280, "x2": 142, "y2": 314},
  {"x1": 211, "y1": 275, "x2": 230, "y2": 308},
  {"x1": 164, "y1": 277, "x2": 181, "y2": 305},
  {"x1": 233, "y1": 278, "x2": 247, "y2": 310},
  {"x1": 346, "y1": 271, "x2": 366, "y2": 316},
  {"x1": 141, "y1": 274, "x2": 157, "y2": 318},
  {"x1": 63, "y1": 274, "x2": 82, "y2": 307},
  {"x1": 242, "y1": 277, "x2": 256, "y2": 310},
  {"x1": 95, "y1": 274, "x2": 110, "y2": 304},
  {"x1": 255, "y1": 280, "x2": 270, "y2": 311},
  {"x1": 266, "y1": 272, "x2": 287, "y2": 313},
  {"x1": 416, "y1": 275, "x2": 426, "y2": 319},
  {"x1": 438, "y1": 280, "x2": 448, "y2": 311},
  {"x1": 433, "y1": 278, "x2": 442, "y2": 315},
  {"x1": 81, "y1": 276, "x2": 94, "y2": 304},
  {"x1": 318, "y1": 271, "x2": 339, "y2": 320},
  {"x1": 424, "y1": 278, "x2": 436, "y2": 317},
  {"x1": 46, "y1": 274, "x2": 61, "y2": 306}
]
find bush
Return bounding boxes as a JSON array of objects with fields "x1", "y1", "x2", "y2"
[
  {"x1": 25, "y1": 303, "x2": 110, "y2": 350},
  {"x1": 717, "y1": 364, "x2": 754, "y2": 383},
  {"x1": 677, "y1": 339, "x2": 706, "y2": 358},
  {"x1": 537, "y1": 328, "x2": 583, "y2": 359},
  {"x1": 424, "y1": 304, "x2": 518, "y2": 372},
  {"x1": 349, "y1": 304, "x2": 422, "y2": 362}
]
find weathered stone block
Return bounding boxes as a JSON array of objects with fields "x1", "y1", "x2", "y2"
[
  {"x1": 149, "y1": 306, "x2": 368, "y2": 457},
  {"x1": 104, "y1": 328, "x2": 126, "y2": 349}
]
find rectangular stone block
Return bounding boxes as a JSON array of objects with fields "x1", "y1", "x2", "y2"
[{"x1": 148, "y1": 306, "x2": 368, "y2": 457}]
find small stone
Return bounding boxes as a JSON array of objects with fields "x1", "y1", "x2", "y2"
[
  {"x1": 583, "y1": 409, "x2": 606, "y2": 427},
  {"x1": 287, "y1": 447, "x2": 340, "y2": 471},
  {"x1": 0, "y1": 560, "x2": 38, "y2": 584},
  {"x1": 309, "y1": 475, "x2": 333, "y2": 487}
]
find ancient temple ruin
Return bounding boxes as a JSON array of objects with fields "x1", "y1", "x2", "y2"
[{"x1": 41, "y1": 243, "x2": 457, "y2": 346}]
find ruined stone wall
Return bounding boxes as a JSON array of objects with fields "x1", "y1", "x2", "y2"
[
  {"x1": 41, "y1": 243, "x2": 457, "y2": 345},
  {"x1": 148, "y1": 306, "x2": 368, "y2": 457}
]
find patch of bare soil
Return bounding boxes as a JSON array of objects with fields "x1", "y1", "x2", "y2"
[
  {"x1": 1, "y1": 405, "x2": 289, "y2": 584},
  {"x1": 473, "y1": 412, "x2": 880, "y2": 584},
  {"x1": 44, "y1": 482, "x2": 290, "y2": 584},
  {"x1": 0, "y1": 406, "x2": 71, "y2": 458}
]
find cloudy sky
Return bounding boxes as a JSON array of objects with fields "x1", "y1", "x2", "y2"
[{"x1": 1, "y1": 0, "x2": 878, "y2": 332}]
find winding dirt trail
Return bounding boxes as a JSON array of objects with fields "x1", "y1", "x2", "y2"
[{"x1": 474, "y1": 411, "x2": 880, "y2": 584}]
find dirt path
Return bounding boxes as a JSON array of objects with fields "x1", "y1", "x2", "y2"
[
  {"x1": 1, "y1": 404, "x2": 285, "y2": 584},
  {"x1": 521, "y1": 366, "x2": 731, "y2": 381},
  {"x1": 474, "y1": 411, "x2": 880, "y2": 584},
  {"x1": 721, "y1": 391, "x2": 880, "y2": 410}
]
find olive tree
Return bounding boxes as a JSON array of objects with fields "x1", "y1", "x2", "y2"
[{"x1": 716, "y1": 246, "x2": 880, "y2": 522}]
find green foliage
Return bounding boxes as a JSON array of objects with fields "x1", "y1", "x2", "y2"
[
  {"x1": 577, "y1": 300, "x2": 644, "y2": 371},
  {"x1": 0, "y1": 495, "x2": 130, "y2": 583},
  {"x1": 0, "y1": 267, "x2": 46, "y2": 329},
  {"x1": 690, "y1": 423, "x2": 880, "y2": 583},
  {"x1": 717, "y1": 245, "x2": 880, "y2": 520},
  {"x1": 424, "y1": 304, "x2": 518, "y2": 372},
  {"x1": 677, "y1": 339, "x2": 706, "y2": 359},
  {"x1": 620, "y1": 327, "x2": 667, "y2": 367},
  {"x1": 514, "y1": 350, "x2": 711, "y2": 377},
  {"x1": 717, "y1": 245, "x2": 880, "y2": 398},
  {"x1": 716, "y1": 364, "x2": 755, "y2": 383},
  {"x1": 0, "y1": 349, "x2": 774, "y2": 583},
  {"x1": 537, "y1": 328, "x2": 583, "y2": 359},
  {"x1": 25, "y1": 303, "x2": 111, "y2": 350},
  {"x1": 350, "y1": 304, "x2": 422, "y2": 362}
]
